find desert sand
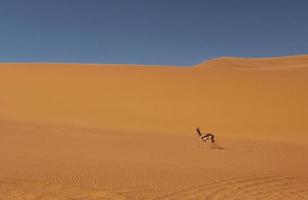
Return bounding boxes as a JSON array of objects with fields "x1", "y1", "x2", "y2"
[{"x1": 0, "y1": 55, "x2": 308, "y2": 199}]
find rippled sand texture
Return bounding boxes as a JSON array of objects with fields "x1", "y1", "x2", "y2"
[{"x1": 1, "y1": 55, "x2": 308, "y2": 199}]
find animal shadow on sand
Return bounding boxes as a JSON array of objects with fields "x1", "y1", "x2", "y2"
[{"x1": 195, "y1": 128, "x2": 262, "y2": 152}]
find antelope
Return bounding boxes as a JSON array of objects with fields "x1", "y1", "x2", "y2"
[{"x1": 196, "y1": 128, "x2": 216, "y2": 148}]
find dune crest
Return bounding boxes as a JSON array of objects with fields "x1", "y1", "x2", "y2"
[{"x1": 196, "y1": 54, "x2": 308, "y2": 70}]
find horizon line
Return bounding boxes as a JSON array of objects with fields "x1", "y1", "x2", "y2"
[{"x1": 1, "y1": 53, "x2": 308, "y2": 67}]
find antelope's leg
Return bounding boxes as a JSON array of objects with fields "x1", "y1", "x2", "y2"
[{"x1": 211, "y1": 141, "x2": 216, "y2": 148}]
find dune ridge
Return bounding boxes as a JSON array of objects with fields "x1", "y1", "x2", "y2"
[{"x1": 197, "y1": 54, "x2": 308, "y2": 70}]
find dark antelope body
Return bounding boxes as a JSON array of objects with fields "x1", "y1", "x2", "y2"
[{"x1": 196, "y1": 128, "x2": 216, "y2": 147}]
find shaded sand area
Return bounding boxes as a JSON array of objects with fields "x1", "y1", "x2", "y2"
[{"x1": 1, "y1": 55, "x2": 308, "y2": 199}]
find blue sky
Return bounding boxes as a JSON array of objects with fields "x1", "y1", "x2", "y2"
[{"x1": 0, "y1": 0, "x2": 308, "y2": 65}]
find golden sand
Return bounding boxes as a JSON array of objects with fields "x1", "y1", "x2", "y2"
[{"x1": 1, "y1": 55, "x2": 308, "y2": 199}]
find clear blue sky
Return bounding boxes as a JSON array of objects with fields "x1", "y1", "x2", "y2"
[{"x1": 0, "y1": 0, "x2": 308, "y2": 66}]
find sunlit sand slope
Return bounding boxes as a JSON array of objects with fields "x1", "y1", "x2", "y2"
[{"x1": 1, "y1": 55, "x2": 308, "y2": 140}]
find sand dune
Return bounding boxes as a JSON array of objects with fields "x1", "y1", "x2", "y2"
[{"x1": 0, "y1": 55, "x2": 308, "y2": 199}]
